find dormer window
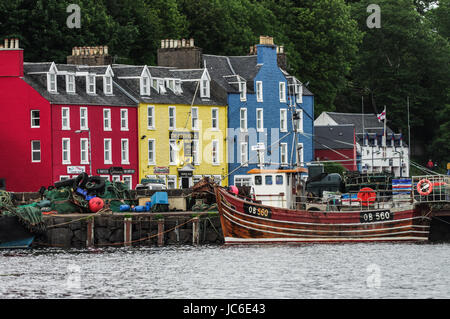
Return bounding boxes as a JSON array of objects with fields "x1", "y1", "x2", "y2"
[
  {"x1": 47, "y1": 72, "x2": 57, "y2": 93},
  {"x1": 174, "y1": 80, "x2": 182, "y2": 94},
  {"x1": 66, "y1": 74, "x2": 75, "y2": 93},
  {"x1": 87, "y1": 75, "x2": 96, "y2": 94},
  {"x1": 239, "y1": 81, "x2": 246, "y2": 101},
  {"x1": 104, "y1": 75, "x2": 113, "y2": 95},
  {"x1": 158, "y1": 79, "x2": 166, "y2": 94},
  {"x1": 200, "y1": 79, "x2": 210, "y2": 98},
  {"x1": 295, "y1": 82, "x2": 303, "y2": 104},
  {"x1": 141, "y1": 76, "x2": 150, "y2": 96}
]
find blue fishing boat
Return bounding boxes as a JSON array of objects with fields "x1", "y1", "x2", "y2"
[{"x1": 0, "y1": 215, "x2": 35, "y2": 249}]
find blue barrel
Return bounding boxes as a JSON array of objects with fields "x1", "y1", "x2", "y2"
[{"x1": 120, "y1": 204, "x2": 131, "y2": 212}]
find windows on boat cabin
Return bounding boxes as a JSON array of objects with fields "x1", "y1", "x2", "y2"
[{"x1": 254, "y1": 174, "x2": 286, "y2": 186}]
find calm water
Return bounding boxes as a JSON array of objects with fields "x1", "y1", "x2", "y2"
[{"x1": 0, "y1": 243, "x2": 449, "y2": 299}]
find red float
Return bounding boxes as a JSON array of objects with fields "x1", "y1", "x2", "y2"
[
  {"x1": 357, "y1": 187, "x2": 376, "y2": 207},
  {"x1": 88, "y1": 197, "x2": 104, "y2": 213}
]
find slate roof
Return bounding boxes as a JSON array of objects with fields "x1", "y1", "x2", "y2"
[
  {"x1": 23, "y1": 62, "x2": 137, "y2": 107},
  {"x1": 314, "y1": 125, "x2": 355, "y2": 150}
]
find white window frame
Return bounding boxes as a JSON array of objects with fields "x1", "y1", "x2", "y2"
[
  {"x1": 86, "y1": 75, "x2": 96, "y2": 94},
  {"x1": 121, "y1": 138, "x2": 130, "y2": 165},
  {"x1": 104, "y1": 75, "x2": 113, "y2": 95},
  {"x1": 212, "y1": 139, "x2": 219, "y2": 165},
  {"x1": 200, "y1": 79, "x2": 210, "y2": 98},
  {"x1": 167, "y1": 175, "x2": 177, "y2": 189},
  {"x1": 168, "y1": 106, "x2": 176, "y2": 130},
  {"x1": 47, "y1": 72, "x2": 57, "y2": 93},
  {"x1": 279, "y1": 82, "x2": 286, "y2": 102},
  {"x1": 169, "y1": 139, "x2": 178, "y2": 165},
  {"x1": 141, "y1": 76, "x2": 150, "y2": 96},
  {"x1": 256, "y1": 108, "x2": 264, "y2": 132},
  {"x1": 62, "y1": 138, "x2": 71, "y2": 164},
  {"x1": 280, "y1": 109, "x2": 287, "y2": 132},
  {"x1": 61, "y1": 107, "x2": 70, "y2": 130},
  {"x1": 148, "y1": 139, "x2": 156, "y2": 165},
  {"x1": 103, "y1": 108, "x2": 111, "y2": 131},
  {"x1": 234, "y1": 175, "x2": 252, "y2": 187},
  {"x1": 66, "y1": 74, "x2": 75, "y2": 93},
  {"x1": 280, "y1": 143, "x2": 288, "y2": 165},
  {"x1": 104, "y1": 138, "x2": 112, "y2": 164},
  {"x1": 240, "y1": 108, "x2": 247, "y2": 132},
  {"x1": 295, "y1": 109, "x2": 303, "y2": 132},
  {"x1": 296, "y1": 83, "x2": 303, "y2": 104},
  {"x1": 147, "y1": 105, "x2": 155, "y2": 130},
  {"x1": 31, "y1": 140, "x2": 41, "y2": 163},
  {"x1": 239, "y1": 81, "x2": 247, "y2": 101},
  {"x1": 80, "y1": 107, "x2": 88, "y2": 130},
  {"x1": 112, "y1": 175, "x2": 121, "y2": 183},
  {"x1": 31, "y1": 110, "x2": 40, "y2": 128},
  {"x1": 122, "y1": 175, "x2": 132, "y2": 189},
  {"x1": 211, "y1": 108, "x2": 219, "y2": 130},
  {"x1": 120, "y1": 109, "x2": 129, "y2": 131},
  {"x1": 191, "y1": 107, "x2": 199, "y2": 130},
  {"x1": 192, "y1": 139, "x2": 200, "y2": 165},
  {"x1": 80, "y1": 138, "x2": 89, "y2": 164},
  {"x1": 256, "y1": 81, "x2": 263, "y2": 102},
  {"x1": 240, "y1": 142, "x2": 248, "y2": 166}
]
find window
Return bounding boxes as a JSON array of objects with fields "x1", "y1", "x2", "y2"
[
  {"x1": 147, "y1": 106, "x2": 155, "y2": 129},
  {"x1": 168, "y1": 106, "x2": 176, "y2": 130},
  {"x1": 295, "y1": 83, "x2": 303, "y2": 104},
  {"x1": 240, "y1": 142, "x2": 248, "y2": 166},
  {"x1": 158, "y1": 79, "x2": 166, "y2": 94},
  {"x1": 120, "y1": 109, "x2": 128, "y2": 131},
  {"x1": 87, "y1": 75, "x2": 96, "y2": 94},
  {"x1": 31, "y1": 140, "x2": 41, "y2": 163},
  {"x1": 66, "y1": 74, "x2": 75, "y2": 93},
  {"x1": 151, "y1": 78, "x2": 158, "y2": 90},
  {"x1": 104, "y1": 139, "x2": 112, "y2": 164},
  {"x1": 122, "y1": 176, "x2": 132, "y2": 189},
  {"x1": 61, "y1": 107, "x2": 70, "y2": 130},
  {"x1": 295, "y1": 109, "x2": 303, "y2": 132},
  {"x1": 112, "y1": 175, "x2": 121, "y2": 183},
  {"x1": 234, "y1": 176, "x2": 251, "y2": 187},
  {"x1": 239, "y1": 81, "x2": 247, "y2": 101},
  {"x1": 59, "y1": 175, "x2": 70, "y2": 181},
  {"x1": 104, "y1": 76, "x2": 113, "y2": 95},
  {"x1": 256, "y1": 81, "x2": 263, "y2": 102},
  {"x1": 31, "y1": 110, "x2": 40, "y2": 128},
  {"x1": 62, "y1": 138, "x2": 71, "y2": 164},
  {"x1": 166, "y1": 79, "x2": 175, "y2": 91},
  {"x1": 200, "y1": 79, "x2": 210, "y2": 98},
  {"x1": 280, "y1": 109, "x2": 287, "y2": 132},
  {"x1": 279, "y1": 82, "x2": 286, "y2": 102},
  {"x1": 193, "y1": 175, "x2": 202, "y2": 185},
  {"x1": 280, "y1": 143, "x2": 288, "y2": 164},
  {"x1": 240, "y1": 108, "x2": 247, "y2": 132},
  {"x1": 191, "y1": 107, "x2": 199, "y2": 130},
  {"x1": 148, "y1": 139, "x2": 155, "y2": 165},
  {"x1": 169, "y1": 139, "x2": 177, "y2": 165},
  {"x1": 255, "y1": 175, "x2": 262, "y2": 185},
  {"x1": 256, "y1": 108, "x2": 264, "y2": 132},
  {"x1": 80, "y1": 138, "x2": 89, "y2": 164},
  {"x1": 213, "y1": 175, "x2": 221, "y2": 185},
  {"x1": 48, "y1": 72, "x2": 57, "y2": 93},
  {"x1": 103, "y1": 109, "x2": 111, "y2": 131},
  {"x1": 121, "y1": 139, "x2": 129, "y2": 164},
  {"x1": 211, "y1": 108, "x2": 218, "y2": 130},
  {"x1": 212, "y1": 140, "x2": 219, "y2": 165},
  {"x1": 276, "y1": 175, "x2": 284, "y2": 185},
  {"x1": 297, "y1": 143, "x2": 304, "y2": 165},
  {"x1": 192, "y1": 140, "x2": 199, "y2": 165},
  {"x1": 80, "y1": 107, "x2": 88, "y2": 130},
  {"x1": 167, "y1": 175, "x2": 177, "y2": 189},
  {"x1": 174, "y1": 80, "x2": 182, "y2": 94},
  {"x1": 265, "y1": 175, "x2": 273, "y2": 185},
  {"x1": 141, "y1": 76, "x2": 150, "y2": 95}
]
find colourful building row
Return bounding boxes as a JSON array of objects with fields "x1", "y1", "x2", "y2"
[{"x1": 0, "y1": 37, "x2": 314, "y2": 192}]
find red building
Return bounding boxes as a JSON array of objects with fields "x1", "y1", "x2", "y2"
[
  {"x1": 0, "y1": 41, "x2": 138, "y2": 191},
  {"x1": 314, "y1": 125, "x2": 357, "y2": 171}
]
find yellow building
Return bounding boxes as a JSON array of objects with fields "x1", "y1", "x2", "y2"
[{"x1": 114, "y1": 65, "x2": 228, "y2": 188}]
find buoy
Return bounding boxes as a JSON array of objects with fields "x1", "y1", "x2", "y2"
[
  {"x1": 229, "y1": 185, "x2": 239, "y2": 195},
  {"x1": 357, "y1": 187, "x2": 376, "y2": 207},
  {"x1": 417, "y1": 179, "x2": 433, "y2": 196},
  {"x1": 88, "y1": 197, "x2": 104, "y2": 213}
]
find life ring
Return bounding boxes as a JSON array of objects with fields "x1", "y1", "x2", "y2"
[
  {"x1": 417, "y1": 179, "x2": 433, "y2": 196},
  {"x1": 357, "y1": 187, "x2": 376, "y2": 207}
]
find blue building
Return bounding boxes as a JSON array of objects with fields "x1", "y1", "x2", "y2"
[{"x1": 204, "y1": 36, "x2": 314, "y2": 186}]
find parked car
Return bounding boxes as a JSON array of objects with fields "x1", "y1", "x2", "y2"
[{"x1": 135, "y1": 178, "x2": 167, "y2": 190}]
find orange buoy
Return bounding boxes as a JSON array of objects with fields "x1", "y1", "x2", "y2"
[
  {"x1": 88, "y1": 197, "x2": 104, "y2": 213},
  {"x1": 417, "y1": 179, "x2": 433, "y2": 196},
  {"x1": 357, "y1": 187, "x2": 376, "y2": 207},
  {"x1": 229, "y1": 185, "x2": 239, "y2": 195}
]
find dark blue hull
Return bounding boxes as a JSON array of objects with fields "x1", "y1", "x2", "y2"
[{"x1": 0, "y1": 215, "x2": 35, "y2": 249}]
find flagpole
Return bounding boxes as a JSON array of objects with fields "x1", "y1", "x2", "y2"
[
  {"x1": 407, "y1": 96, "x2": 411, "y2": 177},
  {"x1": 383, "y1": 105, "x2": 387, "y2": 160}
]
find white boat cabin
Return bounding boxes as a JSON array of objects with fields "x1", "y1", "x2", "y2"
[{"x1": 246, "y1": 168, "x2": 308, "y2": 209}]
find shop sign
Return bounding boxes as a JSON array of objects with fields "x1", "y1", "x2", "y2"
[
  {"x1": 67, "y1": 166, "x2": 85, "y2": 174},
  {"x1": 154, "y1": 167, "x2": 170, "y2": 175}
]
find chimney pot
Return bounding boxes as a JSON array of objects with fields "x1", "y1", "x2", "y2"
[
  {"x1": 189, "y1": 38, "x2": 194, "y2": 47},
  {"x1": 99, "y1": 46, "x2": 104, "y2": 55},
  {"x1": 280, "y1": 45, "x2": 284, "y2": 53},
  {"x1": 181, "y1": 39, "x2": 186, "y2": 47},
  {"x1": 169, "y1": 39, "x2": 174, "y2": 48},
  {"x1": 161, "y1": 39, "x2": 165, "y2": 49},
  {"x1": 4, "y1": 39, "x2": 8, "y2": 48},
  {"x1": 104, "y1": 46, "x2": 108, "y2": 55},
  {"x1": 14, "y1": 38, "x2": 19, "y2": 49},
  {"x1": 174, "y1": 39, "x2": 178, "y2": 48},
  {"x1": 164, "y1": 39, "x2": 169, "y2": 48}
]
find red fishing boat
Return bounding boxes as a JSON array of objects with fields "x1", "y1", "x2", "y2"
[{"x1": 214, "y1": 168, "x2": 434, "y2": 245}]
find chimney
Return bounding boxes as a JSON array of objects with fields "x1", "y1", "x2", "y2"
[
  {"x1": 157, "y1": 38, "x2": 202, "y2": 69},
  {"x1": 0, "y1": 38, "x2": 24, "y2": 77},
  {"x1": 277, "y1": 45, "x2": 287, "y2": 70},
  {"x1": 67, "y1": 45, "x2": 113, "y2": 66}
]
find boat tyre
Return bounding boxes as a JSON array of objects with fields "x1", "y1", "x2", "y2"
[
  {"x1": 417, "y1": 179, "x2": 433, "y2": 196},
  {"x1": 85, "y1": 176, "x2": 106, "y2": 194},
  {"x1": 74, "y1": 173, "x2": 89, "y2": 188},
  {"x1": 54, "y1": 178, "x2": 77, "y2": 189}
]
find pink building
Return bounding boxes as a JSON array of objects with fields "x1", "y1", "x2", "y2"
[{"x1": 0, "y1": 41, "x2": 139, "y2": 191}]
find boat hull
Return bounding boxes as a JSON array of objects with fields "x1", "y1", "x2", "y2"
[
  {"x1": 215, "y1": 187, "x2": 431, "y2": 245},
  {"x1": 0, "y1": 215, "x2": 35, "y2": 249}
]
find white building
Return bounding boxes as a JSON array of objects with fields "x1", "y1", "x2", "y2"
[{"x1": 315, "y1": 112, "x2": 409, "y2": 177}]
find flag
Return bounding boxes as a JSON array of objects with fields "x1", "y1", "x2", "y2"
[{"x1": 377, "y1": 110, "x2": 386, "y2": 121}]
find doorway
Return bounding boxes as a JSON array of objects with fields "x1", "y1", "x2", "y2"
[{"x1": 181, "y1": 177, "x2": 190, "y2": 189}]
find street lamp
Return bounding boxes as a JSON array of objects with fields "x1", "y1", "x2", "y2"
[{"x1": 75, "y1": 128, "x2": 92, "y2": 176}]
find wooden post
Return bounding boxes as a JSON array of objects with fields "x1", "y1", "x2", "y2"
[
  {"x1": 192, "y1": 216, "x2": 200, "y2": 245},
  {"x1": 124, "y1": 217, "x2": 132, "y2": 247},
  {"x1": 86, "y1": 217, "x2": 94, "y2": 247},
  {"x1": 157, "y1": 219, "x2": 165, "y2": 247}
]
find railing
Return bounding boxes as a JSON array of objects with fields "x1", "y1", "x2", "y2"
[{"x1": 412, "y1": 175, "x2": 450, "y2": 203}]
